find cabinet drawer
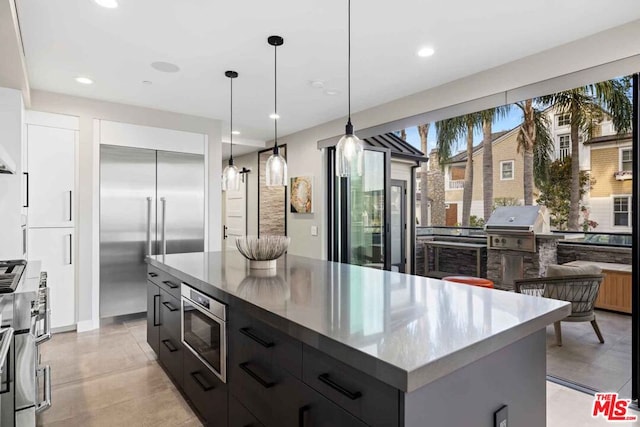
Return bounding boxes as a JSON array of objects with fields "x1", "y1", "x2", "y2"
[
  {"x1": 229, "y1": 358, "x2": 285, "y2": 426},
  {"x1": 230, "y1": 360, "x2": 367, "y2": 427},
  {"x1": 303, "y1": 345, "x2": 399, "y2": 427},
  {"x1": 160, "y1": 290, "x2": 181, "y2": 342},
  {"x1": 147, "y1": 281, "x2": 160, "y2": 355},
  {"x1": 183, "y1": 350, "x2": 227, "y2": 426},
  {"x1": 230, "y1": 312, "x2": 302, "y2": 378},
  {"x1": 228, "y1": 395, "x2": 264, "y2": 427},
  {"x1": 159, "y1": 331, "x2": 183, "y2": 388},
  {"x1": 147, "y1": 266, "x2": 181, "y2": 300}
]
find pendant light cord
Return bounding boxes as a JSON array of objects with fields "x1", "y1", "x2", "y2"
[
  {"x1": 348, "y1": 0, "x2": 351, "y2": 122},
  {"x1": 274, "y1": 43, "x2": 278, "y2": 150},
  {"x1": 230, "y1": 75, "x2": 233, "y2": 161}
]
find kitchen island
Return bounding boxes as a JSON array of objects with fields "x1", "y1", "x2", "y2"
[{"x1": 147, "y1": 251, "x2": 570, "y2": 427}]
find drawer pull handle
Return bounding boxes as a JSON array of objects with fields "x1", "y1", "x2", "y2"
[
  {"x1": 162, "y1": 301, "x2": 179, "y2": 312},
  {"x1": 190, "y1": 371, "x2": 214, "y2": 391},
  {"x1": 148, "y1": 272, "x2": 158, "y2": 278},
  {"x1": 239, "y1": 327, "x2": 274, "y2": 348},
  {"x1": 161, "y1": 339, "x2": 178, "y2": 352},
  {"x1": 239, "y1": 362, "x2": 275, "y2": 389},
  {"x1": 163, "y1": 280, "x2": 179, "y2": 289},
  {"x1": 153, "y1": 295, "x2": 161, "y2": 326},
  {"x1": 318, "y1": 373, "x2": 362, "y2": 400},
  {"x1": 298, "y1": 405, "x2": 310, "y2": 427}
]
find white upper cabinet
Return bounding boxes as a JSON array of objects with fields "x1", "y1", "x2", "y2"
[{"x1": 27, "y1": 124, "x2": 77, "y2": 228}]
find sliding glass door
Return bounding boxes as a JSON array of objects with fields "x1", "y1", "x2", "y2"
[{"x1": 328, "y1": 146, "x2": 391, "y2": 270}]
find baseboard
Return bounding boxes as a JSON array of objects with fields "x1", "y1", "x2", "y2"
[{"x1": 76, "y1": 318, "x2": 100, "y2": 333}]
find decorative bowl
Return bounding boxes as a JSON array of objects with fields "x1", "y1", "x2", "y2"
[{"x1": 235, "y1": 235, "x2": 290, "y2": 270}]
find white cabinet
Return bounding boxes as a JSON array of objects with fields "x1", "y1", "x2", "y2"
[
  {"x1": 28, "y1": 228, "x2": 75, "y2": 329},
  {"x1": 25, "y1": 112, "x2": 78, "y2": 330},
  {"x1": 26, "y1": 125, "x2": 76, "y2": 227}
]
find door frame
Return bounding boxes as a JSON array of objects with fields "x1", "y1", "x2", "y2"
[
  {"x1": 327, "y1": 146, "x2": 392, "y2": 270},
  {"x1": 390, "y1": 179, "x2": 407, "y2": 273},
  {"x1": 631, "y1": 73, "x2": 639, "y2": 403},
  {"x1": 222, "y1": 167, "x2": 250, "y2": 249}
]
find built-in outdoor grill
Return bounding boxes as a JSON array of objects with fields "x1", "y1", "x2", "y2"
[
  {"x1": 484, "y1": 206, "x2": 555, "y2": 290},
  {"x1": 485, "y1": 206, "x2": 550, "y2": 253}
]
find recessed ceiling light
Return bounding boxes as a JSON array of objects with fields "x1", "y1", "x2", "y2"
[
  {"x1": 94, "y1": 0, "x2": 118, "y2": 8},
  {"x1": 324, "y1": 89, "x2": 340, "y2": 96},
  {"x1": 417, "y1": 47, "x2": 435, "y2": 58},
  {"x1": 151, "y1": 61, "x2": 180, "y2": 73},
  {"x1": 142, "y1": 80, "x2": 152, "y2": 85},
  {"x1": 269, "y1": 113, "x2": 280, "y2": 120},
  {"x1": 310, "y1": 80, "x2": 324, "y2": 89},
  {"x1": 231, "y1": 131, "x2": 240, "y2": 135},
  {"x1": 75, "y1": 76, "x2": 93, "y2": 85}
]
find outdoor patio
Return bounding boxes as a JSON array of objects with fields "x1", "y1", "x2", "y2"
[{"x1": 546, "y1": 309, "x2": 632, "y2": 397}]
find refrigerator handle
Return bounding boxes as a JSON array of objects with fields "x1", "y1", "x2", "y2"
[
  {"x1": 161, "y1": 197, "x2": 167, "y2": 256},
  {"x1": 146, "y1": 197, "x2": 153, "y2": 258}
]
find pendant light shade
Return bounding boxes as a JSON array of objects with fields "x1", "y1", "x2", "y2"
[
  {"x1": 222, "y1": 70, "x2": 240, "y2": 192},
  {"x1": 265, "y1": 35, "x2": 287, "y2": 187},
  {"x1": 335, "y1": 0, "x2": 363, "y2": 177}
]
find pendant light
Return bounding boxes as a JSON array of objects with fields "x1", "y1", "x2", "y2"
[
  {"x1": 335, "y1": 0, "x2": 363, "y2": 177},
  {"x1": 222, "y1": 70, "x2": 240, "y2": 191},
  {"x1": 265, "y1": 35, "x2": 288, "y2": 187}
]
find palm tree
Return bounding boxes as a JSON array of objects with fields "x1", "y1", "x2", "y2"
[
  {"x1": 417, "y1": 124, "x2": 430, "y2": 226},
  {"x1": 436, "y1": 113, "x2": 482, "y2": 226},
  {"x1": 515, "y1": 100, "x2": 554, "y2": 205},
  {"x1": 480, "y1": 107, "x2": 510, "y2": 220},
  {"x1": 539, "y1": 78, "x2": 632, "y2": 230}
]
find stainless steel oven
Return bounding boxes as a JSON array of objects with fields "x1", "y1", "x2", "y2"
[{"x1": 181, "y1": 284, "x2": 226, "y2": 383}]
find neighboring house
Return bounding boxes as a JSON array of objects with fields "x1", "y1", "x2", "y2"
[
  {"x1": 584, "y1": 133, "x2": 633, "y2": 232},
  {"x1": 442, "y1": 129, "x2": 523, "y2": 225},
  {"x1": 435, "y1": 105, "x2": 630, "y2": 230}
]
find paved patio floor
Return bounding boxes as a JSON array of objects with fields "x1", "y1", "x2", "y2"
[{"x1": 546, "y1": 309, "x2": 632, "y2": 397}]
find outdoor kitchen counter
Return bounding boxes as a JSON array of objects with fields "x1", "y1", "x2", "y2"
[{"x1": 148, "y1": 251, "x2": 570, "y2": 393}]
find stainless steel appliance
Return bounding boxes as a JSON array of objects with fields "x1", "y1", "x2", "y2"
[
  {"x1": 0, "y1": 260, "x2": 26, "y2": 293},
  {"x1": 100, "y1": 146, "x2": 205, "y2": 318},
  {"x1": 485, "y1": 205, "x2": 550, "y2": 253},
  {"x1": 0, "y1": 261, "x2": 51, "y2": 426},
  {"x1": 181, "y1": 284, "x2": 226, "y2": 383}
]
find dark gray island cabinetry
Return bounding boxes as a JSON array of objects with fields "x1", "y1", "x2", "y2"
[{"x1": 147, "y1": 252, "x2": 570, "y2": 427}]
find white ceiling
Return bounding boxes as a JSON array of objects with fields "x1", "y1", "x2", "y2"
[{"x1": 16, "y1": 0, "x2": 640, "y2": 141}]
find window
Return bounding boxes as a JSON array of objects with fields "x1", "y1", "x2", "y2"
[
  {"x1": 556, "y1": 113, "x2": 570, "y2": 127},
  {"x1": 558, "y1": 134, "x2": 571, "y2": 160},
  {"x1": 500, "y1": 160, "x2": 514, "y2": 180},
  {"x1": 613, "y1": 196, "x2": 630, "y2": 227},
  {"x1": 620, "y1": 148, "x2": 633, "y2": 172}
]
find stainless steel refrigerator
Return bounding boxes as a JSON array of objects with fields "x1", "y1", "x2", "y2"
[{"x1": 100, "y1": 145, "x2": 205, "y2": 318}]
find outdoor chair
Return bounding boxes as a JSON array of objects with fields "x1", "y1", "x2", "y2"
[{"x1": 514, "y1": 273, "x2": 605, "y2": 346}]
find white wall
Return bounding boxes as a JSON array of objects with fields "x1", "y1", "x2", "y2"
[
  {"x1": 29, "y1": 90, "x2": 222, "y2": 329},
  {"x1": 0, "y1": 87, "x2": 23, "y2": 259},
  {"x1": 221, "y1": 143, "x2": 325, "y2": 259}
]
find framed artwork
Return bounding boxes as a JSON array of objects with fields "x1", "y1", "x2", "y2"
[
  {"x1": 290, "y1": 176, "x2": 313, "y2": 213},
  {"x1": 258, "y1": 145, "x2": 287, "y2": 236}
]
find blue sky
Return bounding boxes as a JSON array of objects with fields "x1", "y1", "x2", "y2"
[{"x1": 402, "y1": 106, "x2": 524, "y2": 154}]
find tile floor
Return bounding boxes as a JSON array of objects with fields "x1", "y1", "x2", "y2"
[
  {"x1": 36, "y1": 317, "x2": 637, "y2": 426},
  {"x1": 36, "y1": 316, "x2": 203, "y2": 427},
  {"x1": 546, "y1": 310, "x2": 632, "y2": 396}
]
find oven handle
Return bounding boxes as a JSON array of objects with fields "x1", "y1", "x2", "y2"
[
  {"x1": 36, "y1": 287, "x2": 52, "y2": 345},
  {"x1": 0, "y1": 328, "x2": 14, "y2": 375},
  {"x1": 35, "y1": 365, "x2": 52, "y2": 414},
  {"x1": 36, "y1": 309, "x2": 52, "y2": 345}
]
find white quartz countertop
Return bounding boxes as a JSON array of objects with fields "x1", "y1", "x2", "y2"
[{"x1": 149, "y1": 252, "x2": 570, "y2": 392}]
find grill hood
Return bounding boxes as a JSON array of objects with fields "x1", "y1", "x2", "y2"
[{"x1": 485, "y1": 206, "x2": 550, "y2": 233}]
